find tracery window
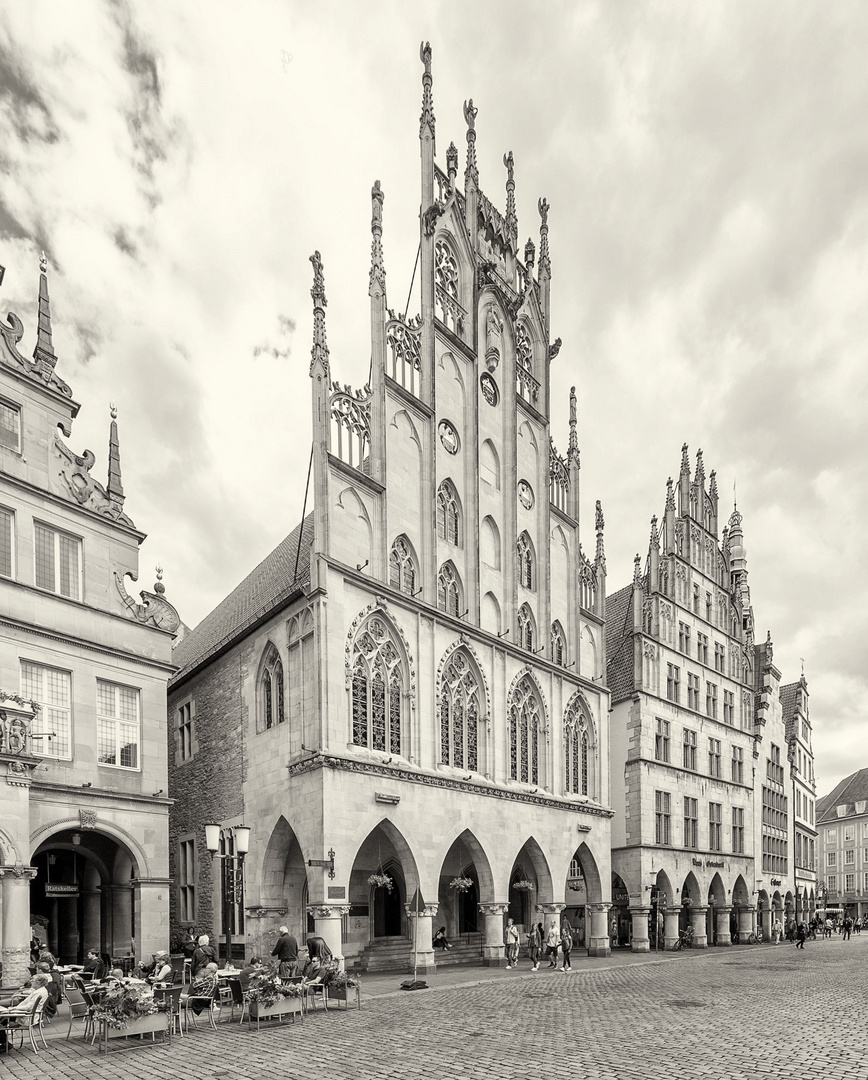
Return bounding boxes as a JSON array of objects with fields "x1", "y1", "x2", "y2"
[
  {"x1": 436, "y1": 480, "x2": 461, "y2": 547},
  {"x1": 350, "y1": 617, "x2": 404, "y2": 755},
  {"x1": 258, "y1": 646, "x2": 285, "y2": 732},
  {"x1": 437, "y1": 563, "x2": 461, "y2": 617},
  {"x1": 550, "y1": 622, "x2": 566, "y2": 667},
  {"x1": 580, "y1": 561, "x2": 596, "y2": 610},
  {"x1": 564, "y1": 694, "x2": 591, "y2": 797},
  {"x1": 516, "y1": 532, "x2": 535, "y2": 590},
  {"x1": 435, "y1": 240, "x2": 459, "y2": 300},
  {"x1": 515, "y1": 320, "x2": 533, "y2": 374},
  {"x1": 517, "y1": 604, "x2": 535, "y2": 652},
  {"x1": 509, "y1": 675, "x2": 540, "y2": 784},
  {"x1": 438, "y1": 649, "x2": 481, "y2": 771},
  {"x1": 389, "y1": 536, "x2": 417, "y2": 595}
]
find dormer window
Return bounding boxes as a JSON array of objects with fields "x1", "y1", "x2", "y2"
[{"x1": 0, "y1": 399, "x2": 21, "y2": 452}]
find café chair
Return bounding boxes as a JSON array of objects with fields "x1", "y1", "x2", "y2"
[
  {"x1": 3, "y1": 998, "x2": 48, "y2": 1054},
  {"x1": 182, "y1": 984, "x2": 222, "y2": 1031},
  {"x1": 64, "y1": 987, "x2": 93, "y2": 1041},
  {"x1": 154, "y1": 984, "x2": 184, "y2": 1038}
]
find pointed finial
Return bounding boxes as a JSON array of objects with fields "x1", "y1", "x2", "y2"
[
  {"x1": 419, "y1": 41, "x2": 435, "y2": 147},
  {"x1": 680, "y1": 442, "x2": 690, "y2": 474},
  {"x1": 633, "y1": 553, "x2": 642, "y2": 585},
  {"x1": 33, "y1": 250, "x2": 58, "y2": 373},
  {"x1": 503, "y1": 151, "x2": 517, "y2": 243},
  {"x1": 309, "y1": 250, "x2": 330, "y2": 377},
  {"x1": 595, "y1": 500, "x2": 606, "y2": 572},
  {"x1": 695, "y1": 448, "x2": 705, "y2": 484},
  {"x1": 464, "y1": 99, "x2": 478, "y2": 185},
  {"x1": 538, "y1": 198, "x2": 550, "y2": 277},
  {"x1": 40, "y1": 250, "x2": 47, "y2": 274},
  {"x1": 665, "y1": 477, "x2": 675, "y2": 511},
  {"x1": 733, "y1": 477, "x2": 737, "y2": 510},
  {"x1": 369, "y1": 181, "x2": 386, "y2": 298},
  {"x1": 596, "y1": 500, "x2": 605, "y2": 534},
  {"x1": 107, "y1": 402, "x2": 124, "y2": 503},
  {"x1": 709, "y1": 469, "x2": 718, "y2": 497},
  {"x1": 446, "y1": 141, "x2": 458, "y2": 186},
  {"x1": 765, "y1": 629, "x2": 774, "y2": 666},
  {"x1": 524, "y1": 237, "x2": 535, "y2": 270},
  {"x1": 650, "y1": 515, "x2": 659, "y2": 549},
  {"x1": 568, "y1": 385, "x2": 579, "y2": 461},
  {"x1": 154, "y1": 565, "x2": 165, "y2": 595}
]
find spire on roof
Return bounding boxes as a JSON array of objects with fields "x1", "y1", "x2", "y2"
[
  {"x1": 107, "y1": 402, "x2": 124, "y2": 504},
  {"x1": 446, "y1": 141, "x2": 458, "y2": 189},
  {"x1": 464, "y1": 98, "x2": 478, "y2": 186},
  {"x1": 33, "y1": 250, "x2": 58, "y2": 374},
  {"x1": 595, "y1": 500, "x2": 606, "y2": 572},
  {"x1": 568, "y1": 385, "x2": 579, "y2": 464},
  {"x1": 369, "y1": 181, "x2": 386, "y2": 299},
  {"x1": 650, "y1": 515, "x2": 659, "y2": 549},
  {"x1": 680, "y1": 442, "x2": 690, "y2": 477},
  {"x1": 633, "y1": 553, "x2": 642, "y2": 586},
  {"x1": 695, "y1": 447, "x2": 705, "y2": 485},
  {"x1": 709, "y1": 469, "x2": 718, "y2": 498},
  {"x1": 419, "y1": 41, "x2": 435, "y2": 149},
  {"x1": 309, "y1": 250, "x2": 329, "y2": 378},
  {"x1": 503, "y1": 151, "x2": 517, "y2": 243},
  {"x1": 665, "y1": 476, "x2": 675, "y2": 511},
  {"x1": 538, "y1": 197, "x2": 550, "y2": 277}
]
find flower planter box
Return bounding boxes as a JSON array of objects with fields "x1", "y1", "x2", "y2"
[
  {"x1": 99, "y1": 1011, "x2": 168, "y2": 1052},
  {"x1": 248, "y1": 996, "x2": 304, "y2": 1028},
  {"x1": 327, "y1": 984, "x2": 361, "y2": 1011}
]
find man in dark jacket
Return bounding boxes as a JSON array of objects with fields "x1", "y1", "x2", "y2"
[
  {"x1": 271, "y1": 926, "x2": 299, "y2": 977},
  {"x1": 191, "y1": 935, "x2": 217, "y2": 976}
]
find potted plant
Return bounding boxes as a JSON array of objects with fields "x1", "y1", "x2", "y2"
[
  {"x1": 321, "y1": 964, "x2": 361, "y2": 1010},
  {"x1": 92, "y1": 982, "x2": 169, "y2": 1050},
  {"x1": 247, "y1": 965, "x2": 304, "y2": 1024}
]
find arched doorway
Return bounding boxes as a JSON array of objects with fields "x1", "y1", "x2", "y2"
[
  {"x1": 436, "y1": 830, "x2": 492, "y2": 940},
  {"x1": 707, "y1": 873, "x2": 725, "y2": 945},
  {"x1": 347, "y1": 819, "x2": 419, "y2": 962},
  {"x1": 30, "y1": 829, "x2": 139, "y2": 965},
  {"x1": 254, "y1": 817, "x2": 309, "y2": 960},
  {"x1": 610, "y1": 872, "x2": 630, "y2": 947},
  {"x1": 649, "y1": 870, "x2": 675, "y2": 950},
  {"x1": 680, "y1": 872, "x2": 701, "y2": 936},
  {"x1": 507, "y1": 838, "x2": 553, "y2": 936},
  {"x1": 756, "y1": 888, "x2": 769, "y2": 941},
  {"x1": 562, "y1": 844, "x2": 604, "y2": 950}
]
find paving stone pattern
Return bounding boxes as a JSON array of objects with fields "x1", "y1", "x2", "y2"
[{"x1": 8, "y1": 937, "x2": 867, "y2": 1080}]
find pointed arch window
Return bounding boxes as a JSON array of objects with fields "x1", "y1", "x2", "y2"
[
  {"x1": 564, "y1": 694, "x2": 592, "y2": 797},
  {"x1": 580, "y1": 561, "x2": 596, "y2": 610},
  {"x1": 437, "y1": 480, "x2": 461, "y2": 547},
  {"x1": 551, "y1": 622, "x2": 566, "y2": 667},
  {"x1": 389, "y1": 536, "x2": 418, "y2": 595},
  {"x1": 517, "y1": 604, "x2": 535, "y2": 652},
  {"x1": 438, "y1": 649, "x2": 482, "y2": 772},
  {"x1": 437, "y1": 563, "x2": 462, "y2": 617},
  {"x1": 350, "y1": 617, "x2": 404, "y2": 755},
  {"x1": 509, "y1": 675, "x2": 540, "y2": 784},
  {"x1": 258, "y1": 646, "x2": 285, "y2": 732},
  {"x1": 515, "y1": 320, "x2": 533, "y2": 375},
  {"x1": 516, "y1": 532, "x2": 535, "y2": 591},
  {"x1": 435, "y1": 239, "x2": 459, "y2": 300}
]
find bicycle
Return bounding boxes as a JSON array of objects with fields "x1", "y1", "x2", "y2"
[
  {"x1": 746, "y1": 931, "x2": 762, "y2": 944},
  {"x1": 673, "y1": 928, "x2": 694, "y2": 951}
]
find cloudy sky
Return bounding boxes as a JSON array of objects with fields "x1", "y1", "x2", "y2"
[{"x1": 1, "y1": 1, "x2": 865, "y2": 795}]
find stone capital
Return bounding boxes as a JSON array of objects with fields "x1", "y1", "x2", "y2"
[
  {"x1": 629, "y1": 906, "x2": 651, "y2": 917},
  {"x1": 0, "y1": 864, "x2": 38, "y2": 883},
  {"x1": 406, "y1": 904, "x2": 438, "y2": 919},
  {"x1": 586, "y1": 902, "x2": 611, "y2": 913},
  {"x1": 478, "y1": 902, "x2": 509, "y2": 916},
  {"x1": 535, "y1": 902, "x2": 565, "y2": 915},
  {"x1": 307, "y1": 904, "x2": 350, "y2": 920},
  {"x1": 712, "y1": 905, "x2": 732, "y2": 916},
  {"x1": 688, "y1": 905, "x2": 708, "y2": 916}
]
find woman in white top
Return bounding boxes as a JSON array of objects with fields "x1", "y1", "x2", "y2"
[
  {"x1": 0, "y1": 973, "x2": 51, "y2": 1013},
  {"x1": 148, "y1": 952, "x2": 173, "y2": 985}
]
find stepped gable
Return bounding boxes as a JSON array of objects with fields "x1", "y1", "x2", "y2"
[
  {"x1": 604, "y1": 583, "x2": 634, "y2": 703},
  {"x1": 817, "y1": 768, "x2": 868, "y2": 821},
  {"x1": 171, "y1": 514, "x2": 314, "y2": 683}
]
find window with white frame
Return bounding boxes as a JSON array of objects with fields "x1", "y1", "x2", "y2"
[
  {"x1": 178, "y1": 837, "x2": 197, "y2": 922},
  {"x1": 826, "y1": 827, "x2": 837, "y2": 842},
  {"x1": 20, "y1": 661, "x2": 71, "y2": 758},
  {"x1": 34, "y1": 522, "x2": 82, "y2": 600},
  {"x1": 827, "y1": 874, "x2": 837, "y2": 891},
  {"x1": 0, "y1": 399, "x2": 21, "y2": 452},
  {"x1": 0, "y1": 505, "x2": 13, "y2": 579},
  {"x1": 177, "y1": 701, "x2": 195, "y2": 762},
  {"x1": 844, "y1": 849, "x2": 854, "y2": 865},
  {"x1": 845, "y1": 873, "x2": 855, "y2": 893},
  {"x1": 843, "y1": 824, "x2": 854, "y2": 842},
  {"x1": 97, "y1": 680, "x2": 140, "y2": 769},
  {"x1": 827, "y1": 851, "x2": 836, "y2": 867},
  {"x1": 863, "y1": 871, "x2": 868, "y2": 892}
]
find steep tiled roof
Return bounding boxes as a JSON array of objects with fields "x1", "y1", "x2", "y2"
[
  {"x1": 605, "y1": 583, "x2": 635, "y2": 703},
  {"x1": 170, "y1": 514, "x2": 314, "y2": 685},
  {"x1": 817, "y1": 769, "x2": 868, "y2": 822},
  {"x1": 779, "y1": 681, "x2": 800, "y2": 739}
]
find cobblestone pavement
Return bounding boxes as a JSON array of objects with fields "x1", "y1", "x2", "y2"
[{"x1": 5, "y1": 935, "x2": 866, "y2": 1079}]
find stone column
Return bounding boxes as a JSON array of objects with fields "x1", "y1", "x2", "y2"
[
  {"x1": 307, "y1": 904, "x2": 350, "y2": 972},
  {"x1": 132, "y1": 879, "x2": 172, "y2": 961},
  {"x1": 759, "y1": 907, "x2": 770, "y2": 942},
  {"x1": 663, "y1": 907, "x2": 681, "y2": 950},
  {"x1": 111, "y1": 885, "x2": 133, "y2": 956},
  {"x1": 715, "y1": 906, "x2": 732, "y2": 946},
  {"x1": 1, "y1": 866, "x2": 37, "y2": 988},
  {"x1": 81, "y1": 889, "x2": 101, "y2": 954},
  {"x1": 734, "y1": 904, "x2": 753, "y2": 943},
  {"x1": 629, "y1": 906, "x2": 651, "y2": 953},
  {"x1": 478, "y1": 902, "x2": 508, "y2": 967},
  {"x1": 405, "y1": 902, "x2": 438, "y2": 974},
  {"x1": 586, "y1": 903, "x2": 611, "y2": 958},
  {"x1": 688, "y1": 905, "x2": 708, "y2": 948},
  {"x1": 59, "y1": 896, "x2": 80, "y2": 963}
]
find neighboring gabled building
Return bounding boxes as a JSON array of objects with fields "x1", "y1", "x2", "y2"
[
  {"x1": 781, "y1": 674, "x2": 817, "y2": 919},
  {"x1": 166, "y1": 44, "x2": 614, "y2": 973},
  {"x1": 817, "y1": 769, "x2": 868, "y2": 921},
  {"x1": 0, "y1": 257, "x2": 179, "y2": 987}
]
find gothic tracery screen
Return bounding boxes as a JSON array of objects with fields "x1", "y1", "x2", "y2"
[
  {"x1": 351, "y1": 617, "x2": 403, "y2": 755},
  {"x1": 509, "y1": 675, "x2": 540, "y2": 785},
  {"x1": 438, "y1": 649, "x2": 481, "y2": 772}
]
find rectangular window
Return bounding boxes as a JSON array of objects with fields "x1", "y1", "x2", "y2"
[
  {"x1": 731, "y1": 745, "x2": 744, "y2": 784},
  {"x1": 0, "y1": 399, "x2": 21, "y2": 451},
  {"x1": 666, "y1": 664, "x2": 680, "y2": 704},
  {"x1": 692, "y1": 583, "x2": 700, "y2": 614},
  {"x1": 655, "y1": 791, "x2": 671, "y2": 845},
  {"x1": 34, "y1": 522, "x2": 82, "y2": 600},
  {"x1": 683, "y1": 729, "x2": 697, "y2": 770},
  {"x1": 96, "y1": 680, "x2": 140, "y2": 769},
  {"x1": 732, "y1": 807, "x2": 745, "y2": 853},
  {"x1": 687, "y1": 673, "x2": 700, "y2": 711},
  {"x1": 20, "y1": 661, "x2": 72, "y2": 758},
  {"x1": 826, "y1": 827, "x2": 837, "y2": 842},
  {"x1": 0, "y1": 506, "x2": 13, "y2": 578},
  {"x1": 683, "y1": 796, "x2": 698, "y2": 848},
  {"x1": 844, "y1": 824, "x2": 854, "y2": 842},
  {"x1": 697, "y1": 632, "x2": 709, "y2": 664},
  {"x1": 845, "y1": 873, "x2": 855, "y2": 893},
  {"x1": 655, "y1": 718, "x2": 671, "y2": 763},
  {"x1": 863, "y1": 822, "x2": 868, "y2": 837},
  {"x1": 828, "y1": 874, "x2": 837, "y2": 891},
  {"x1": 708, "y1": 737, "x2": 722, "y2": 778},
  {"x1": 178, "y1": 838, "x2": 197, "y2": 923},
  {"x1": 706, "y1": 682, "x2": 718, "y2": 719},
  {"x1": 177, "y1": 701, "x2": 195, "y2": 762},
  {"x1": 844, "y1": 849, "x2": 855, "y2": 865},
  {"x1": 827, "y1": 851, "x2": 837, "y2": 867},
  {"x1": 678, "y1": 622, "x2": 691, "y2": 655},
  {"x1": 723, "y1": 689, "x2": 734, "y2": 724},
  {"x1": 709, "y1": 802, "x2": 722, "y2": 851},
  {"x1": 705, "y1": 591, "x2": 712, "y2": 620},
  {"x1": 714, "y1": 642, "x2": 725, "y2": 672},
  {"x1": 864, "y1": 871, "x2": 868, "y2": 893}
]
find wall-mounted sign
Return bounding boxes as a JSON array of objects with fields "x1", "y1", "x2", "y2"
[
  {"x1": 327, "y1": 886, "x2": 346, "y2": 900},
  {"x1": 45, "y1": 883, "x2": 79, "y2": 897}
]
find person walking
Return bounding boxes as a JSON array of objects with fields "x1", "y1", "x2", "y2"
[
  {"x1": 504, "y1": 918, "x2": 520, "y2": 969},
  {"x1": 560, "y1": 921, "x2": 573, "y2": 972},
  {"x1": 772, "y1": 917, "x2": 782, "y2": 944},
  {"x1": 795, "y1": 922, "x2": 807, "y2": 950},
  {"x1": 824, "y1": 917, "x2": 833, "y2": 939},
  {"x1": 271, "y1": 925, "x2": 299, "y2": 976},
  {"x1": 545, "y1": 921, "x2": 560, "y2": 968},
  {"x1": 527, "y1": 921, "x2": 542, "y2": 971},
  {"x1": 842, "y1": 916, "x2": 852, "y2": 941}
]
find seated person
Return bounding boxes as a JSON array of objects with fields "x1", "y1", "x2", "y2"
[
  {"x1": 0, "y1": 973, "x2": 52, "y2": 1050},
  {"x1": 191, "y1": 935, "x2": 217, "y2": 977},
  {"x1": 135, "y1": 954, "x2": 157, "y2": 979},
  {"x1": 36, "y1": 956, "x2": 63, "y2": 1019},
  {"x1": 433, "y1": 926, "x2": 452, "y2": 950},
  {"x1": 302, "y1": 936, "x2": 333, "y2": 978},
  {"x1": 148, "y1": 951, "x2": 173, "y2": 985},
  {"x1": 183, "y1": 962, "x2": 219, "y2": 1015},
  {"x1": 82, "y1": 949, "x2": 106, "y2": 981},
  {"x1": 238, "y1": 956, "x2": 263, "y2": 991},
  {"x1": 106, "y1": 968, "x2": 126, "y2": 983}
]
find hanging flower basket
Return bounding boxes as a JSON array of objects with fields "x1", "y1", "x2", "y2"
[
  {"x1": 368, "y1": 872, "x2": 394, "y2": 892},
  {"x1": 449, "y1": 876, "x2": 474, "y2": 892},
  {"x1": 512, "y1": 880, "x2": 534, "y2": 892}
]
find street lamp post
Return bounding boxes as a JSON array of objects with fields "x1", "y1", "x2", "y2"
[{"x1": 205, "y1": 823, "x2": 251, "y2": 967}]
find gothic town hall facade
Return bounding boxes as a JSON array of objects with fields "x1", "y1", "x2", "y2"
[{"x1": 167, "y1": 46, "x2": 614, "y2": 970}]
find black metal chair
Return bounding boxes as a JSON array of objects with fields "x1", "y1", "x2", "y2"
[{"x1": 154, "y1": 985, "x2": 184, "y2": 1038}]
